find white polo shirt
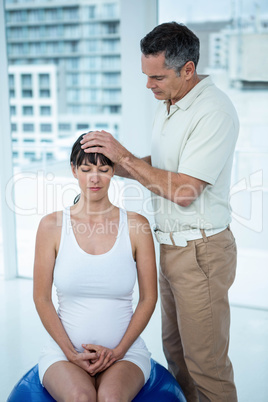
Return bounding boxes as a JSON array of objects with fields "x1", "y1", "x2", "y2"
[{"x1": 151, "y1": 75, "x2": 239, "y2": 232}]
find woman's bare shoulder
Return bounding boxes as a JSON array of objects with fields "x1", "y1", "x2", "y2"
[
  {"x1": 126, "y1": 211, "x2": 152, "y2": 239},
  {"x1": 38, "y1": 210, "x2": 63, "y2": 232}
]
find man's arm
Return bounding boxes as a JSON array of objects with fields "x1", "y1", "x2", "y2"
[
  {"x1": 80, "y1": 131, "x2": 207, "y2": 207},
  {"x1": 115, "y1": 155, "x2": 151, "y2": 179}
]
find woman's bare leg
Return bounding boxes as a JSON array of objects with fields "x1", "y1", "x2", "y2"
[
  {"x1": 96, "y1": 361, "x2": 145, "y2": 402},
  {"x1": 43, "y1": 361, "x2": 96, "y2": 402}
]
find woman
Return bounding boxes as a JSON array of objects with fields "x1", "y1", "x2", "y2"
[{"x1": 33, "y1": 134, "x2": 157, "y2": 401}]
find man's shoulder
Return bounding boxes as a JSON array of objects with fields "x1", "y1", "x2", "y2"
[{"x1": 196, "y1": 78, "x2": 237, "y2": 118}]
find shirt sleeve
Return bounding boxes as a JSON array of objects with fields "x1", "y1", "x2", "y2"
[{"x1": 178, "y1": 110, "x2": 238, "y2": 185}]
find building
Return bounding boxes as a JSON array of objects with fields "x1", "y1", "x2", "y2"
[
  {"x1": 5, "y1": 0, "x2": 122, "y2": 164},
  {"x1": 9, "y1": 64, "x2": 58, "y2": 165},
  {"x1": 187, "y1": 21, "x2": 231, "y2": 73},
  {"x1": 188, "y1": 18, "x2": 268, "y2": 89}
]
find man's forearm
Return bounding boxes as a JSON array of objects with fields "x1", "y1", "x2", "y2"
[
  {"x1": 120, "y1": 154, "x2": 206, "y2": 206},
  {"x1": 115, "y1": 155, "x2": 151, "y2": 179}
]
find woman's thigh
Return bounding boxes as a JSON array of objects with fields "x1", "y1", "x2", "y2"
[
  {"x1": 43, "y1": 361, "x2": 96, "y2": 402},
  {"x1": 97, "y1": 361, "x2": 145, "y2": 402}
]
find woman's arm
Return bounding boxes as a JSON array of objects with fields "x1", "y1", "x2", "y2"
[
  {"x1": 33, "y1": 213, "x2": 98, "y2": 372},
  {"x1": 83, "y1": 213, "x2": 157, "y2": 375}
]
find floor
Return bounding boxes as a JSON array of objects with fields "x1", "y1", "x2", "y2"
[{"x1": 0, "y1": 278, "x2": 268, "y2": 402}]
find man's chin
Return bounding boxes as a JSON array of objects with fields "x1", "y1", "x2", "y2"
[{"x1": 153, "y1": 92, "x2": 165, "y2": 100}]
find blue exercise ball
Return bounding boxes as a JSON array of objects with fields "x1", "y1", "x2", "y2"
[{"x1": 8, "y1": 359, "x2": 186, "y2": 402}]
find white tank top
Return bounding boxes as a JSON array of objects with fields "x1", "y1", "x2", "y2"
[{"x1": 53, "y1": 207, "x2": 139, "y2": 352}]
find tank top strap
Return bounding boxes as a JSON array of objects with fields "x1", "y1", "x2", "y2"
[
  {"x1": 62, "y1": 206, "x2": 71, "y2": 234},
  {"x1": 56, "y1": 207, "x2": 71, "y2": 260},
  {"x1": 118, "y1": 208, "x2": 134, "y2": 259},
  {"x1": 118, "y1": 208, "x2": 128, "y2": 237}
]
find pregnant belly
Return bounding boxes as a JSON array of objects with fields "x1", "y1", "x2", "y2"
[{"x1": 58, "y1": 297, "x2": 133, "y2": 352}]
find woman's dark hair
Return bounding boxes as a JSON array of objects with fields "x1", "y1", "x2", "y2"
[
  {"x1": 70, "y1": 133, "x2": 114, "y2": 204},
  {"x1": 140, "y1": 22, "x2": 200, "y2": 75},
  {"x1": 70, "y1": 133, "x2": 114, "y2": 168}
]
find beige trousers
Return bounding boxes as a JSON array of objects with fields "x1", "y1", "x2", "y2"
[{"x1": 159, "y1": 227, "x2": 238, "y2": 402}]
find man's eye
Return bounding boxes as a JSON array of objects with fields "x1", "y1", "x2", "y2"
[
  {"x1": 81, "y1": 169, "x2": 90, "y2": 173},
  {"x1": 99, "y1": 169, "x2": 109, "y2": 173}
]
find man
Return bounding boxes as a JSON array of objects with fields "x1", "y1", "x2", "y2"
[{"x1": 81, "y1": 22, "x2": 239, "y2": 402}]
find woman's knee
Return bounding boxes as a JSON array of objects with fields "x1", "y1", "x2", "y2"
[
  {"x1": 67, "y1": 386, "x2": 96, "y2": 402},
  {"x1": 97, "y1": 387, "x2": 128, "y2": 402}
]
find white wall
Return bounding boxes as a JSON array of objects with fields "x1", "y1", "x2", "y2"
[{"x1": 120, "y1": 0, "x2": 158, "y2": 156}]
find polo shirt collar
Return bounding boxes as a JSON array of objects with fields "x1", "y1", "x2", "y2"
[{"x1": 166, "y1": 75, "x2": 213, "y2": 113}]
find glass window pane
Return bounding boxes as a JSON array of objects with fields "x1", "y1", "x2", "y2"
[
  {"x1": 4, "y1": 0, "x2": 122, "y2": 279},
  {"x1": 23, "y1": 106, "x2": 33, "y2": 115}
]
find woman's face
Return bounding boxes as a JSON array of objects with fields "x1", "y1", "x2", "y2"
[{"x1": 72, "y1": 159, "x2": 114, "y2": 202}]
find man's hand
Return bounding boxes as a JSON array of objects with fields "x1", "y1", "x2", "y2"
[{"x1": 80, "y1": 130, "x2": 131, "y2": 165}]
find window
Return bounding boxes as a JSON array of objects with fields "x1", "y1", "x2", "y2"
[
  {"x1": 9, "y1": 74, "x2": 14, "y2": 88},
  {"x1": 66, "y1": 58, "x2": 79, "y2": 69},
  {"x1": 21, "y1": 74, "x2": 32, "y2": 88},
  {"x1": 22, "y1": 89, "x2": 33, "y2": 98},
  {"x1": 67, "y1": 105, "x2": 81, "y2": 114},
  {"x1": 67, "y1": 73, "x2": 79, "y2": 86},
  {"x1": 84, "y1": 57, "x2": 101, "y2": 69},
  {"x1": 23, "y1": 123, "x2": 34, "y2": 132},
  {"x1": 85, "y1": 89, "x2": 98, "y2": 102},
  {"x1": 87, "y1": 40, "x2": 100, "y2": 52},
  {"x1": 40, "y1": 106, "x2": 51, "y2": 115},
  {"x1": 102, "y1": 56, "x2": 120, "y2": 69},
  {"x1": 103, "y1": 72, "x2": 120, "y2": 85},
  {"x1": 59, "y1": 123, "x2": 71, "y2": 131},
  {"x1": 95, "y1": 123, "x2": 108, "y2": 130},
  {"x1": 102, "y1": 39, "x2": 120, "y2": 52},
  {"x1": 9, "y1": 89, "x2": 15, "y2": 98},
  {"x1": 24, "y1": 152, "x2": 35, "y2": 159},
  {"x1": 40, "y1": 123, "x2": 52, "y2": 133},
  {"x1": 45, "y1": 8, "x2": 58, "y2": 22},
  {"x1": 77, "y1": 124, "x2": 89, "y2": 130},
  {"x1": 23, "y1": 138, "x2": 35, "y2": 143},
  {"x1": 23, "y1": 106, "x2": 33, "y2": 115},
  {"x1": 39, "y1": 89, "x2": 50, "y2": 98},
  {"x1": 63, "y1": 7, "x2": 79, "y2": 21},
  {"x1": 88, "y1": 5, "x2": 96, "y2": 18},
  {"x1": 86, "y1": 23, "x2": 100, "y2": 36},
  {"x1": 67, "y1": 89, "x2": 80, "y2": 102},
  {"x1": 103, "y1": 89, "x2": 121, "y2": 102},
  {"x1": 11, "y1": 123, "x2": 17, "y2": 132},
  {"x1": 41, "y1": 139, "x2": 53, "y2": 143},
  {"x1": 39, "y1": 74, "x2": 50, "y2": 88},
  {"x1": 102, "y1": 22, "x2": 119, "y2": 35},
  {"x1": 103, "y1": 3, "x2": 118, "y2": 18},
  {"x1": 10, "y1": 105, "x2": 16, "y2": 115},
  {"x1": 104, "y1": 105, "x2": 121, "y2": 114}
]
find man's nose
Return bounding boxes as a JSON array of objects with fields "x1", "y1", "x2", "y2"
[{"x1": 146, "y1": 77, "x2": 155, "y2": 89}]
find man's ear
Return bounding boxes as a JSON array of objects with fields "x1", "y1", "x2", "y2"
[
  {"x1": 183, "y1": 61, "x2": 195, "y2": 80},
  {"x1": 71, "y1": 162, "x2": 78, "y2": 179}
]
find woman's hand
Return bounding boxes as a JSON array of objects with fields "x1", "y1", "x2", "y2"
[
  {"x1": 82, "y1": 344, "x2": 123, "y2": 376},
  {"x1": 68, "y1": 349, "x2": 99, "y2": 374}
]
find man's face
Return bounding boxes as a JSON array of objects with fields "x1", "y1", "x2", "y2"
[{"x1": 141, "y1": 52, "x2": 187, "y2": 104}]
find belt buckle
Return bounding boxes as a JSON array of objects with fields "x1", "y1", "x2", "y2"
[{"x1": 153, "y1": 228, "x2": 162, "y2": 244}]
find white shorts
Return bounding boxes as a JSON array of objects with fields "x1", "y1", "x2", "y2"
[{"x1": 38, "y1": 337, "x2": 151, "y2": 385}]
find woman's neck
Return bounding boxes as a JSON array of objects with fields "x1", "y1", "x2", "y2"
[{"x1": 72, "y1": 195, "x2": 116, "y2": 221}]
